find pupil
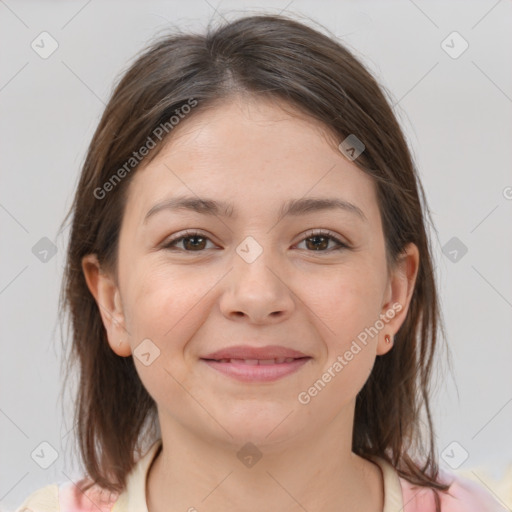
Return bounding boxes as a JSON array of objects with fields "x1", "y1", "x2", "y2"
[
  {"x1": 308, "y1": 235, "x2": 327, "y2": 251},
  {"x1": 186, "y1": 236, "x2": 205, "y2": 250}
]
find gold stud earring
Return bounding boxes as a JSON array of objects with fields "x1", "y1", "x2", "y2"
[{"x1": 384, "y1": 334, "x2": 392, "y2": 344}]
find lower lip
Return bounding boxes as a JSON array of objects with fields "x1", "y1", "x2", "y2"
[{"x1": 201, "y1": 358, "x2": 311, "y2": 382}]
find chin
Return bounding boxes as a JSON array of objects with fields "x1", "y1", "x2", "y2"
[{"x1": 218, "y1": 414, "x2": 303, "y2": 449}]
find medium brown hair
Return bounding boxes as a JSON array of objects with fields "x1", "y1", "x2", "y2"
[{"x1": 58, "y1": 12, "x2": 452, "y2": 507}]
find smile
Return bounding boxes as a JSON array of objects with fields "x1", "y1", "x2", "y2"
[
  {"x1": 200, "y1": 357, "x2": 311, "y2": 382},
  {"x1": 207, "y1": 357, "x2": 298, "y2": 364}
]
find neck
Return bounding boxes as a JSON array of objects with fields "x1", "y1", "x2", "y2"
[{"x1": 146, "y1": 411, "x2": 383, "y2": 512}]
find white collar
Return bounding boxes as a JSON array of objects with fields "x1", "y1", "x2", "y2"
[
  {"x1": 112, "y1": 438, "x2": 162, "y2": 512},
  {"x1": 112, "y1": 439, "x2": 404, "y2": 511}
]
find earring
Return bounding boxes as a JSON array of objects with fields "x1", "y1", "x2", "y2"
[
  {"x1": 118, "y1": 339, "x2": 124, "y2": 347},
  {"x1": 384, "y1": 334, "x2": 392, "y2": 344}
]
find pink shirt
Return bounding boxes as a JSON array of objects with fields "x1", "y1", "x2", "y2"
[{"x1": 15, "y1": 439, "x2": 508, "y2": 511}]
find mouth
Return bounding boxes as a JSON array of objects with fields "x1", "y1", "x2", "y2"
[
  {"x1": 202, "y1": 357, "x2": 306, "y2": 364},
  {"x1": 200, "y1": 356, "x2": 312, "y2": 382}
]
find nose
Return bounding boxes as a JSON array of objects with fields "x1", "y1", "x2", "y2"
[{"x1": 218, "y1": 243, "x2": 295, "y2": 324}]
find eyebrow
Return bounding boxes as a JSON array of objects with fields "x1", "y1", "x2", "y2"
[{"x1": 143, "y1": 195, "x2": 367, "y2": 224}]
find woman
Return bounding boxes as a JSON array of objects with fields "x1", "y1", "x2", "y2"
[{"x1": 15, "y1": 13, "x2": 506, "y2": 512}]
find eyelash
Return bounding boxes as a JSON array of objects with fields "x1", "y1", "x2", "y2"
[{"x1": 162, "y1": 229, "x2": 349, "y2": 254}]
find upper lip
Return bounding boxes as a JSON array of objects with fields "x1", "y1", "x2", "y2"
[{"x1": 201, "y1": 345, "x2": 310, "y2": 360}]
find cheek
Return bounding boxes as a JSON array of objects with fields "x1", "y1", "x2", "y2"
[
  {"x1": 126, "y1": 265, "x2": 190, "y2": 333},
  {"x1": 125, "y1": 266, "x2": 212, "y2": 410},
  {"x1": 299, "y1": 275, "x2": 381, "y2": 411},
  {"x1": 303, "y1": 263, "x2": 385, "y2": 391},
  {"x1": 303, "y1": 263, "x2": 386, "y2": 341},
  {"x1": 124, "y1": 264, "x2": 218, "y2": 363}
]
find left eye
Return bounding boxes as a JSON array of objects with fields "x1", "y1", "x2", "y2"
[
  {"x1": 296, "y1": 231, "x2": 348, "y2": 252},
  {"x1": 162, "y1": 230, "x2": 349, "y2": 253}
]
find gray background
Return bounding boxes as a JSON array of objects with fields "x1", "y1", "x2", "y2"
[{"x1": 1, "y1": 0, "x2": 511, "y2": 510}]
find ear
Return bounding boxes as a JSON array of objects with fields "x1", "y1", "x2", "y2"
[
  {"x1": 81, "y1": 254, "x2": 132, "y2": 357},
  {"x1": 376, "y1": 242, "x2": 420, "y2": 356}
]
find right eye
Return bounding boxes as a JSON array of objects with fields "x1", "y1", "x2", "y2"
[{"x1": 162, "y1": 230, "x2": 217, "y2": 252}]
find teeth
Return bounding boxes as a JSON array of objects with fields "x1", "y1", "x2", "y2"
[{"x1": 216, "y1": 357, "x2": 297, "y2": 364}]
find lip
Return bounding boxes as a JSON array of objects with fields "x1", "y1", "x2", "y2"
[
  {"x1": 201, "y1": 345, "x2": 309, "y2": 360},
  {"x1": 200, "y1": 345, "x2": 311, "y2": 383},
  {"x1": 201, "y1": 358, "x2": 311, "y2": 382}
]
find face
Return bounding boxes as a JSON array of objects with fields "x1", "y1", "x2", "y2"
[{"x1": 83, "y1": 95, "x2": 418, "y2": 451}]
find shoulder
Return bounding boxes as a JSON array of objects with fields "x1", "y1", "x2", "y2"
[
  {"x1": 14, "y1": 479, "x2": 120, "y2": 512},
  {"x1": 399, "y1": 469, "x2": 508, "y2": 512},
  {"x1": 13, "y1": 484, "x2": 59, "y2": 512}
]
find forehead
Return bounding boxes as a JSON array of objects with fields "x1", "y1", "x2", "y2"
[{"x1": 123, "y1": 96, "x2": 380, "y2": 228}]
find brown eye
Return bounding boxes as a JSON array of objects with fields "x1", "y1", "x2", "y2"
[
  {"x1": 296, "y1": 230, "x2": 348, "y2": 252},
  {"x1": 163, "y1": 231, "x2": 214, "y2": 251},
  {"x1": 181, "y1": 235, "x2": 208, "y2": 251},
  {"x1": 304, "y1": 235, "x2": 330, "y2": 251}
]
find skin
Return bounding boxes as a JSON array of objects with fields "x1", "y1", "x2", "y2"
[{"x1": 82, "y1": 94, "x2": 419, "y2": 512}]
